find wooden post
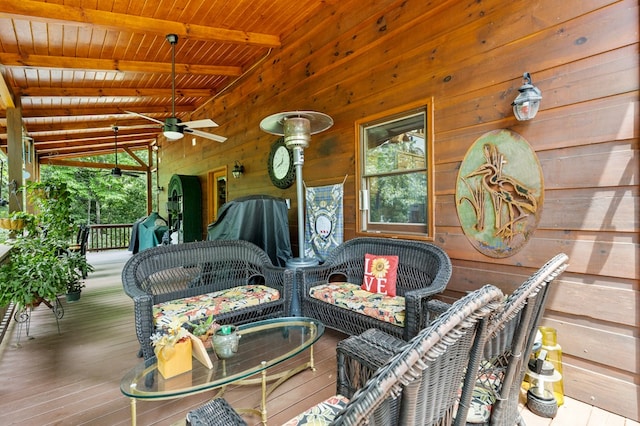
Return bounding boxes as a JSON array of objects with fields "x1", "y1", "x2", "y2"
[{"x1": 6, "y1": 107, "x2": 22, "y2": 214}]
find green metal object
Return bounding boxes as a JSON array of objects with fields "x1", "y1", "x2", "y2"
[{"x1": 168, "y1": 174, "x2": 203, "y2": 243}]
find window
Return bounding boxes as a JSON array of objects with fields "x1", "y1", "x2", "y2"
[{"x1": 355, "y1": 99, "x2": 434, "y2": 238}]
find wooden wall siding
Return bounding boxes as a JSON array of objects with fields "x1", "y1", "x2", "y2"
[{"x1": 158, "y1": 0, "x2": 639, "y2": 420}]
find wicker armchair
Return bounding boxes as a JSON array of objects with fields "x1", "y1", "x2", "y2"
[
  {"x1": 469, "y1": 253, "x2": 569, "y2": 426},
  {"x1": 186, "y1": 284, "x2": 503, "y2": 426},
  {"x1": 336, "y1": 253, "x2": 569, "y2": 426},
  {"x1": 122, "y1": 239, "x2": 291, "y2": 360},
  {"x1": 298, "y1": 237, "x2": 452, "y2": 341}
]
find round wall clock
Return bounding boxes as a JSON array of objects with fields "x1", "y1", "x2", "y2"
[{"x1": 267, "y1": 137, "x2": 295, "y2": 189}]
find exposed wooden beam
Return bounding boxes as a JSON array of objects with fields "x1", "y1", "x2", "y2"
[
  {"x1": 0, "y1": 71, "x2": 15, "y2": 109},
  {"x1": 3, "y1": 137, "x2": 151, "y2": 151},
  {"x1": 124, "y1": 147, "x2": 148, "y2": 168},
  {"x1": 18, "y1": 118, "x2": 160, "y2": 133},
  {"x1": 0, "y1": 53, "x2": 242, "y2": 76},
  {"x1": 17, "y1": 87, "x2": 217, "y2": 98},
  {"x1": 3, "y1": 104, "x2": 194, "y2": 119},
  {"x1": 35, "y1": 142, "x2": 149, "y2": 155},
  {"x1": 0, "y1": 0, "x2": 281, "y2": 48},
  {"x1": 41, "y1": 157, "x2": 148, "y2": 172},
  {"x1": 32, "y1": 132, "x2": 156, "y2": 146},
  {"x1": 36, "y1": 141, "x2": 150, "y2": 157}
]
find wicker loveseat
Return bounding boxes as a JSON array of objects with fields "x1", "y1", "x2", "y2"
[
  {"x1": 297, "y1": 237, "x2": 452, "y2": 341},
  {"x1": 122, "y1": 239, "x2": 291, "y2": 360}
]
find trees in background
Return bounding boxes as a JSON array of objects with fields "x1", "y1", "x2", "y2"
[{"x1": 40, "y1": 165, "x2": 148, "y2": 225}]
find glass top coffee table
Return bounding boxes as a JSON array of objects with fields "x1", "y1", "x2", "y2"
[{"x1": 121, "y1": 317, "x2": 324, "y2": 425}]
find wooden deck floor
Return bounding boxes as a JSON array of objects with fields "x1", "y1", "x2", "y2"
[{"x1": 0, "y1": 249, "x2": 636, "y2": 426}]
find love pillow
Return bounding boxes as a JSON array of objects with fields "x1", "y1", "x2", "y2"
[{"x1": 361, "y1": 253, "x2": 399, "y2": 296}]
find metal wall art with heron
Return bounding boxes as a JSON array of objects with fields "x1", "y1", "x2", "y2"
[{"x1": 455, "y1": 129, "x2": 543, "y2": 258}]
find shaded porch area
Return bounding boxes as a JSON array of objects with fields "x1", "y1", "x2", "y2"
[{"x1": 0, "y1": 250, "x2": 635, "y2": 425}]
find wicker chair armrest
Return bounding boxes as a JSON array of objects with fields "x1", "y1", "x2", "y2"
[
  {"x1": 122, "y1": 283, "x2": 147, "y2": 299},
  {"x1": 297, "y1": 263, "x2": 344, "y2": 291},
  {"x1": 425, "y1": 299, "x2": 452, "y2": 322},
  {"x1": 336, "y1": 328, "x2": 405, "y2": 397},
  {"x1": 403, "y1": 285, "x2": 448, "y2": 339}
]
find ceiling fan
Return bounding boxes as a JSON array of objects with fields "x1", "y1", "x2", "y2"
[
  {"x1": 126, "y1": 34, "x2": 227, "y2": 143},
  {"x1": 109, "y1": 126, "x2": 141, "y2": 178}
]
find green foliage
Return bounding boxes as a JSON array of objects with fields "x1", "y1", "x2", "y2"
[
  {"x1": 365, "y1": 143, "x2": 427, "y2": 224},
  {"x1": 26, "y1": 180, "x2": 76, "y2": 239},
  {"x1": 368, "y1": 172, "x2": 427, "y2": 223},
  {"x1": 40, "y1": 164, "x2": 149, "y2": 225},
  {"x1": 187, "y1": 315, "x2": 218, "y2": 337},
  {"x1": 0, "y1": 179, "x2": 93, "y2": 307},
  {"x1": 1, "y1": 150, "x2": 152, "y2": 228}
]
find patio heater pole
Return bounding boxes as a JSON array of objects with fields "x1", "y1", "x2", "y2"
[{"x1": 260, "y1": 111, "x2": 333, "y2": 314}]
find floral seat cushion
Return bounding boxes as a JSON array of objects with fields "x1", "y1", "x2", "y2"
[
  {"x1": 282, "y1": 395, "x2": 350, "y2": 425},
  {"x1": 309, "y1": 282, "x2": 405, "y2": 327},
  {"x1": 454, "y1": 361, "x2": 502, "y2": 424},
  {"x1": 153, "y1": 285, "x2": 280, "y2": 329}
]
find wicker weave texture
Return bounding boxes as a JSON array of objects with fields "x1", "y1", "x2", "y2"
[
  {"x1": 336, "y1": 328, "x2": 403, "y2": 398},
  {"x1": 187, "y1": 397, "x2": 247, "y2": 426},
  {"x1": 332, "y1": 284, "x2": 503, "y2": 426},
  {"x1": 298, "y1": 237, "x2": 452, "y2": 340},
  {"x1": 190, "y1": 284, "x2": 503, "y2": 426},
  {"x1": 335, "y1": 253, "x2": 569, "y2": 426},
  {"x1": 479, "y1": 253, "x2": 569, "y2": 426},
  {"x1": 121, "y1": 239, "x2": 291, "y2": 359}
]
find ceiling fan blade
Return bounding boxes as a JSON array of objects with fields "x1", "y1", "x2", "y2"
[
  {"x1": 125, "y1": 110, "x2": 165, "y2": 125},
  {"x1": 182, "y1": 118, "x2": 219, "y2": 128},
  {"x1": 184, "y1": 128, "x2": 227, "y2": 143}
]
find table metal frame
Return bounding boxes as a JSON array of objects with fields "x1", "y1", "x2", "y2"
[{"x1": 121, "y1": 317, "x2": 323, "y2": 425}]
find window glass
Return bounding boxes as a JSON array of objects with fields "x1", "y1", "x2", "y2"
[{"x1": 356, "y1": 100, "x2": 434, "y2": 238}]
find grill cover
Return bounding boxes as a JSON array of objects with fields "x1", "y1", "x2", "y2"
[{"x1": 207, "y1": 195, "x2": 292, "y2": 266}]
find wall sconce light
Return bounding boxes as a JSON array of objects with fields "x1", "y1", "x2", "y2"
[
  {"x1": 512, "y1": 72, "x2": 542, "y2": 121},
  {"x1": 232, "y1": 161, "x2": 244, "y2": 178}
]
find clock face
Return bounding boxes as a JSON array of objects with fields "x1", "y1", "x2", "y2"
[
  {"x1": 268, "y1": 137, "x2": 295, "y2": 189},
  {"x1": 273, "y1": 146, "x2": 291, "y2": 180}
]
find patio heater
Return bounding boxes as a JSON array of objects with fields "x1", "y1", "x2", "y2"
[{"x1": 260, "y1": 111, "x2": 333, "y2": 312}]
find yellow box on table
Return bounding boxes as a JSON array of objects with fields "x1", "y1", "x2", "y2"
[{"x1": 157, "y1": 339, "x2": 192, "y2": 379}]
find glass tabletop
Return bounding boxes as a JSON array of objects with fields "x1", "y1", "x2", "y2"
[{"x1": 120, "y1": 317, "x2": 324, "y2": 399}]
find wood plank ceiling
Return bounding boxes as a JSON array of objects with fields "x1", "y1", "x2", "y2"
[{"x1": 0, "y1": 0, "x2": 325, "y2": 170}]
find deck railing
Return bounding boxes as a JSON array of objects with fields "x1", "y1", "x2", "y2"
[{"x1": 87, "y1": 224, "x2": 133, "y2": 251}]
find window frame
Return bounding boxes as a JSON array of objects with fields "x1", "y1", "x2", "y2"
[{"x1": 355, "y1": 98, "x2": 435, "y2": 240}]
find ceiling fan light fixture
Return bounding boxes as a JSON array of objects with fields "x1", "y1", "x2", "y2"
[
  {"x1": 163, "y1": 129, "x2": 184, "y2": 140},
  {"x1": 163, "y1": 117, "x2": 184, "y2": 140}
]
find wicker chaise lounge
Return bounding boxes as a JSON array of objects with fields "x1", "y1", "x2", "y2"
[
  {"x1": 122, "y1": 239, "x2": 291, "y2": 360},
  {"x1": 297, "y1": 237, "x2": 452, "y2": 341},
  {"x1": 186, "y1": 284, "x2": 504, "y2": 425}
]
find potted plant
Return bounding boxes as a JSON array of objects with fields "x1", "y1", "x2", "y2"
[
  {"x1": 65, "y1": 261, "x2": 86, "y2": 303},
  {"x1": 0, "y1": 180, "x2": 93, "y2": 309},
  {"x1": 185, "y1": 315, "x2": 220, "y2": 350}
]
